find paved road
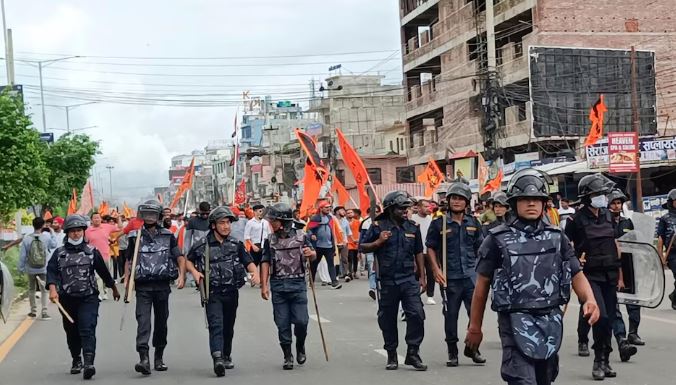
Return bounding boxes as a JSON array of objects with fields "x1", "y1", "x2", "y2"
[{"x1": 2, "y1": 276, "x2": 676, "y2": 384}]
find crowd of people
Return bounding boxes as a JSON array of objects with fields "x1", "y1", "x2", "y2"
[{"x1": 7, "y1": 167, "x2": 676, "y2": 385}]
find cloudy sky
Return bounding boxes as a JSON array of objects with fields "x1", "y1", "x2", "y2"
[{"x1": 3, "y1": 0, "x2": 402, "y2": 204}]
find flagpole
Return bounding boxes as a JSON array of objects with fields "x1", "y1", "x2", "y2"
[{"x1": 231, "y1": 108, "x2": 240, "y2": 204}]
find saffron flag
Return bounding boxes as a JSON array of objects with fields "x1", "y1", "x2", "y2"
[
  {"x1": 43, "y1": 211, "x2": 52, "y2": 220},
  {"x1": 417, "y1": 159, "x2": 445, "y2": 198},
  {"x1": 169, "y1": 158, "x2": 195, "y2": 209},
  {"x1": 98, "y1": 201, "x2": 110, "y2": 216},
  {"x1": 123, "y1": 202, "x2": 133, "y2": 218},
  {"x1": 482, "y1": 168, "x2": 504, "y2": 194},
  {"x1": 477, "y1": 153, "x2": 489, "y2": 191},
  {"x1": 67, "y1": 188, "x2": 78, "y2": 215},
  {"x1": 584, "y1": 95, "x2": 608, "y2": 147},
  {"x1": 234, "y1": 179, "x2": 246, "y2": 205},
  {"x1": 295, "y1": 130, "x2": 328, "y2": 218},
  {"x1": 336, "y1": 128, "x2": 373, "y2": 215},
  {"x1": 331, "y1": 176, "x2": 350, "y2": 207},
  {"x1": 156, "y1": 193, "x2": 164, "y2": 204},
  {"x1": 77, "y1": 180, "x2": 94, "y2": 215}
]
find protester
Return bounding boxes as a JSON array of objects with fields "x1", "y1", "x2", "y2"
[
  {"x1": 333, "y1": 206, "x2": 351, "y2": 281},
  {"x1": 558, "y1": 198, "x2": 575, "y2": 230},
  {"x1": 360, "y1": 205, "x2": 382, "y2": 300},
  {"x1": 346, "y1": 209, "x2": 362, "y2": 280},
  {"x1": 85, "y1": 212, "x2": 122, "y2": 300},
  {"x1": 244, "y1": 204, "x2": 271, "y2": 266},
  {"x1": 18, "y1": 217, "x2": 58, "y2": 319},
  {"x1": 229, "y1": 206, "x2": 248, "y2": 243},
  {"x1": 410, "y1": 199, "x2": 435, "y2": 305},
  {"x1": 307, "y1": 201, "x2": 344, "y2": 289}
]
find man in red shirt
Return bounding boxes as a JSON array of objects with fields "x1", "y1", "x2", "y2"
[{"x1": 85, "y1": 212, "x2": 122, "y2": 300}]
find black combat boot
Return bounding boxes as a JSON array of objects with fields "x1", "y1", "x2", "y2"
[
  {"x1": 446, "y1": 344, "x2": 459, "y2": 367},
  {"x1": 385, "y1": 350, "x2": 398, "y2": 370},
  {"x1": 602, "y1": 352, "x2": 616, "y2": 378},
  {"x1": 223, "y1": 355, "x2": 234, "y2": 369},
  {"x1": 83, "y1": 353, "x2": 96, "y2": 380},
  {"x1": 154, "y1": 347, "x2": 168, "y2": 371},
  {"x1": 463, "y1": 345, "x2": 487, "y2": 364},
  {"x1": 296, "y1": 339, "x2": 306, "y2": 365},
  {"x1": 281, "y1": 344, "x2": 294, "y2": 370},
  {"x1": 212, "y1": 351, "x2": 226, "y2": 377},
  {"x1": 70, "y1": 356, "x2": 83, "y2": 374},
  {"x1": 404, "y1": 347, "x2": 427, "y2": 371},
  {"x1": 578, "y1": 342, "x2": 590, "y2": 357},
  {"x1": 135, "y1": 350, "x2": 151, "y2": 376},
  {"x1": 592, "y1": 359, "x2": 605, "y2": 381},
  {"x1": 627, "y1": 333, "x2": 645, "y2": 346},
  {"x1": 618, "y1": 338, "x2": 637, "y2": 362}
]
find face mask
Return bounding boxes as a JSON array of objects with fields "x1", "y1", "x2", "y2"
[
  {"x1": 67, "y1": 237, "x2": 84, "y2": 246},
  {"x1": 590, "y1": 195, "x2": 608, "y2": 209}
]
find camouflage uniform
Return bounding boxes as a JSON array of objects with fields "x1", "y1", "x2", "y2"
[
  {"x1": 187, "y1": 232, "x2": 251, "y2": 359},
  {"x1": 477, "y1": 219, "x2": 580, "y2": 385},
  {"x1": 262, "y1": 228, "x2": 312, "y2": 352}
]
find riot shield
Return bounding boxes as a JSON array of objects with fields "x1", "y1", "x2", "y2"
[
  {"x1": 616, "y1": 239, "x2": 665, "y2": 308},
  {"x1": 1, "y1": 260, "x2": 16, "y2": 324}
]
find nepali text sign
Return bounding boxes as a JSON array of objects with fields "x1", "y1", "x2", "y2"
[
  {"x1": 608, "y1": 132, "x2": 638, "y2": 173},
  {"x1": 586, "y1": 136, "x2": 676, "y2": 169}
]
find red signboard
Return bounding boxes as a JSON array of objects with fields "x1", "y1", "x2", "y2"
[{"x1": 608, "y1": 132, "x2": 639, "y2": 173}]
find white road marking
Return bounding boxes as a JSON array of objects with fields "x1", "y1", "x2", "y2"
[
  {"x1": 568, "y1": 303, "x2": 676, "y2": 326},
  {"x1": 310, "y1": 314, "x2": 331, "y2": 323},
  {"x1": 374, "y1": 349, "x2": 405, "y2": 363}
]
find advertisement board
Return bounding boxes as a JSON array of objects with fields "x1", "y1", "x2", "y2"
[{"x1": 608, "y1": 132, "x2": 638, "y2": 173}]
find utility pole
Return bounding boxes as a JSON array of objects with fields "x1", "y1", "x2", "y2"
[
  {"x1": 480, "y1": 0, "x2": 500, "y2": 162},
  {"x1": 630, "y1": 46, "x2": 644, "y2": 213},
  {"x1": 106, "y1": 165, "x2": 114, "y2": 202},
  {"x1": 1, "y1": 0, "x2": 10, "y2": 85}
]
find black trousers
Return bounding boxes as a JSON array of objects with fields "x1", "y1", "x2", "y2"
[
  {"x1": 587, "y1": 279, "x2": 617, "y2": 359},
  {"x1": 272, "y1": 290, "x2": 309, "y2": 346},
  {"x1": 377, "y1": 280, "x2": 425, "y2": 351},
  {"x1": 444, "y1": 278, "x2": 475, "y2": 347},
  {"x1": 578, "y1": 303, "x2": 641, "y2": 343},
  {"x1": 250, "y1": 245, "x2": 263, "y2": 266},
  {"x1": 310, "y1": 247, "x2": 338, "y2": 285},
  {"x1": 424, "y1": 254, "x2": 435, "y2": 297},
  {"x1": 347, "y1": 250, "x2": 359, "y2": 277},
  {"x1": 206, "y1": 291, "x2": 239, "y2": 355},
  {"x1": 135, "y1": 289, "x2": 170, "y2": 352},
  {"x1": 60, "y1": 294, "x2": 99, "y2": 358}
]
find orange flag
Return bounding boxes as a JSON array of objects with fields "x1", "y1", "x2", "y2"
[
  {"x1": 417, "y1": 159, "x2": 445, "y2": 198},
  {"x1": 43, "y1": 211, "x2": 53, "y2": 220},
  {"x1": 299, "y1": 162, "x2": 324, "y2": 218},
  {"x1": 482, "y1": 168, "x2": 504, "y2": 194},
  {"x1": 336, "y1": 128, "x2": 374, "y2": 215},
  {"x1": 98, "y1": 201, "x2": 110, "y2": 215},
  {"x1": 169, "y1": 158, "x2": 195, "y2": 209},
  {"x1": 67, "y1": 188, "x2": 78, "y2": 215},
  {"x1": 331, "y1": 176, "x2": 351, "y2": 207},
  {"x1": 584, "y1": 95, "x2": 608, "y2": 147},
  {"x1": 77, "y1": 180, "x2": 94, "y2": 216},
  {"x1": 123, "y1": 202, "x2": 133, "y2": 218},
  {"x1": 477, "y1": 153, "x2": 489, "y2": 191}
]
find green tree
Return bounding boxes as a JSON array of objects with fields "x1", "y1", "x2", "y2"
[
  {"x1": 42, "y1": 133, "x2": 99, "y2": 209},
  {"x1": 0, "y1": 91, "x2": 49, "y2": 220}
]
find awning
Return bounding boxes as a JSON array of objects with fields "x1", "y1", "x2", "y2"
[
  {"x1": 502, "y1": 160, "x2": 588, "y2": 183},
  {"x1": 448, "y1": 150, "x2": 477, "y2": 160}
]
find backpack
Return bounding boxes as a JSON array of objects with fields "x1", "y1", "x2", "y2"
[{"x1": 28, "y1": 235, "x2": 46, "y2": 268}]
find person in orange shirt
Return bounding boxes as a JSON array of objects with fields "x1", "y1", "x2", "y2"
[{"x1": 346, "y1": 208, "x2": 362, "y2": 281}]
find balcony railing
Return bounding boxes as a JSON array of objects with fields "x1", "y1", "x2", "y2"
[{"x1": 401, "y1": 0, "x2": 434, "y2": 18}]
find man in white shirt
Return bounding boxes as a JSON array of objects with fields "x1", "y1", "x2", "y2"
[
  {"x1": 558, "y1": 198, "x2": 576, "y2": 230},
  {"x1": 410, "y1": 199, "x2": 435, "y2": 305},
  {"x1": 244, "y1": 204, "x2": 271, "y2": 266}
]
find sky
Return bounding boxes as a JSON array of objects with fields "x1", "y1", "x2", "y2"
[{"x1": 3, "y1": 0, "x2": 402, "y2": 205}]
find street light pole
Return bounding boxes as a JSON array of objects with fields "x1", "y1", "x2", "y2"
[
  {"x1": 1, "y1": 0, "x2": 9, "y2": 85},
  {"x1": 106, "y1": 165, "x2": 114, "y2": 201},
  {"x1": 39, "y1": 62, "x2": 47, "y2": 132}
]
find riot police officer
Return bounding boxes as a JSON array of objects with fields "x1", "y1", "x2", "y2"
[
  {"x1": 657, "y1": 188, "x2": 676, "y2": 310},
  {"x1": 465, "y1": 168, "x2": 600, "y2": 385},
  {"x1": 565, "y1": 173, "x2": 622, "y2": 380},
  {"x1": 360, "y1": 191, "x2": 427, "y2": 371},
  {"x1": 260, "y1": 203, "x2": 316, "y2": 370},
  {"x1": 483, "y1": 191, "x2": 510, "y2": 236},
  {"x1": 186, "y1": 206, "x2": 260, "y2": 377},
  {"x1": 46, "y1": 215, "x2": 121, "y2": 380},
  {"x1": 125, "y1": 200, "x2": 186, "y2": 376},
  {"x1": 426, "y1": 183, "x2": 486, "y2": 367}
]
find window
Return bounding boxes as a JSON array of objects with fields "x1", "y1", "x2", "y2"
[
  {"x1": 335, "y1": 169, "x2": 345, "y2": 185},
  {"x1": 396, "y1": 167, "x2": 415, "y2": 183},
  {"x1": 367, "y1": 168, "x2": 382, "y2": 184}
]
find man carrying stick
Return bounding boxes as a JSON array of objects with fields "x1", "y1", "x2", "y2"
[
  {"x1": 260, "y1": 203, "x2": 318, "y2": 370},
  {"x1": 47, "y1": 215, "x2": 121, "y2": 380}
]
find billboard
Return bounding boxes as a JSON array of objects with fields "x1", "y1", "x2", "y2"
[
  {"x1": 608, "y1": 132, "x2": 638, "y2": 173},
  {"x1": 529, "y1": 46, "x2": 657, "y2": 137}
]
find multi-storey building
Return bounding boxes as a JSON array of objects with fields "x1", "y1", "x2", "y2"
[{"x1": 400, "y1": 0, "x2": 676, "y2": 195}]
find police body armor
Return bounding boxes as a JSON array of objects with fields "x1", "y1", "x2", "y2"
[
  {"x1": 662, "y1": 212, "x2": 676, "y2": 258},
  {"x1": 490, "y1": 223, "x2": 572, "y2": 360},
  {"x1": 270, "y1": 231, "x2": 306, "y2": 279},
  {"x1": 56, "y1": 245, "x2": 97, "y2": 297},
  {"x1": 197, "y1": 236, "x2": 246, "y2": 289},
  {"x1": 132, "y1": 228, "x2": 179, "y2": 282},
  {"x1": 373, "y1": 219, "x2": 417, "y2": 283},
  {"x1": 577, "y1": 209, "x2": 620, "y2": 271}
]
